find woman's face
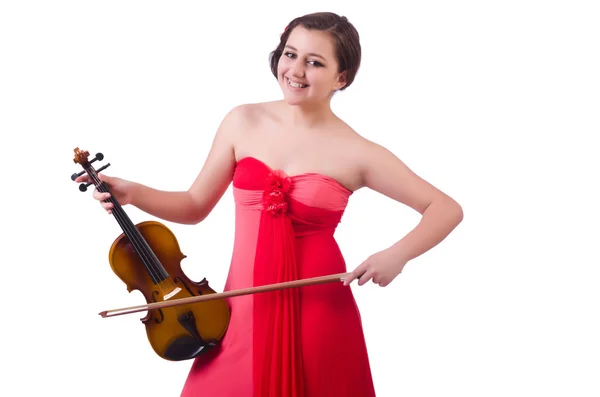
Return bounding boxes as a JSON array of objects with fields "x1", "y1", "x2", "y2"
[{"x1": 277, "y1": 26, "x2": 347, "y2": 107}]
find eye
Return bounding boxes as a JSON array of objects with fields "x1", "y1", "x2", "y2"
[{"x1": 283, "y1": 52, "x2": 324, "y2": 67}]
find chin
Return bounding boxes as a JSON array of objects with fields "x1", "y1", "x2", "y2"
[
  {"x1": 280, "y1": 88, "x2": 303, "y2": 106},
  {"x1": 282, "y1": 95, "x2": 308, "y2": 106}
]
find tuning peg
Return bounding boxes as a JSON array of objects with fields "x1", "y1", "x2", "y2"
[
  {"x1": 96, "y1": 163, "x2": 111, "y2": 173},
  {"x1": 71, "y1": 171, "x2": 85, "y2": 181},
  {"x1": 79, "y1": 182, "x2": 93, "y2": 192},
  {"x1": 71, "y1": 163, "x2": 111, "y2": 182}
]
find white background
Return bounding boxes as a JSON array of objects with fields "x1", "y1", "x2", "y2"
[{"x1": 1, "y1": 1, "x2": 599, "y2": 396}]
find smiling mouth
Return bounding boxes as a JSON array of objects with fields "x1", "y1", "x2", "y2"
[{"x1": 286, "y1": 77, "x2": 308, "y2": 88}]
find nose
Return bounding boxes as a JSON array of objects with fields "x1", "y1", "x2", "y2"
[{"x1": 290, "y1": 60, "x2": 305, "y2": 78}]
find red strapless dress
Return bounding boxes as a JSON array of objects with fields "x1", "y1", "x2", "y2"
[{"x1": 180, "y1": 156, "x2": 376, "y2": 397}]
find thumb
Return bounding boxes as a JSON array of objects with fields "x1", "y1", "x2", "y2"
[
  {"x1": 75, "y1": 173, "x2": 112, "y2": 184},
  {"x1": 74, "y1": 174, "x2": 89, "y2": 183}
]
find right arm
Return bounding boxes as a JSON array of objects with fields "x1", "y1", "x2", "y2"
[{"x1": 91, "y1": 105, "x2": 245, "y2": 224}]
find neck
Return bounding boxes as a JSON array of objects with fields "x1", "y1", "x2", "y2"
[{"x1": 282, "y1": 98, "x2": 336, "y2": 128}]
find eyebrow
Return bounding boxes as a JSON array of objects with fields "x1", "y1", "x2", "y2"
[{"x1": 284, "y1": 45, "x2": 326, "y2": 60}]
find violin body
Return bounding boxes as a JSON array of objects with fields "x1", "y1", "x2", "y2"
[{"x1": 108, "y1": 220, "x2": 230, "y2": 361}]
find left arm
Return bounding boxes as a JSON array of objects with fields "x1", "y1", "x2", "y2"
[{"x1": 344, "y1": 140, "x2": 464, "y2": 287}]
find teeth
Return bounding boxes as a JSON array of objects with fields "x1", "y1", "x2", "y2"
[{"x1": 288, "y1": 78, "x2": 307, "y2": 88}]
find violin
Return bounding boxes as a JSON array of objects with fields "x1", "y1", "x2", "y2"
[
  {"x1": 72, "y1": 147, "x2": 353, "y2": 361},
  {"x1": 72, "y1": 148, "x2": 230, "y2": 362}
]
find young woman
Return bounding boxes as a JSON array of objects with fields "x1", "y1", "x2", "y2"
[{"x1": 76, "y1": 12, "x2": 463, "y2": 397}]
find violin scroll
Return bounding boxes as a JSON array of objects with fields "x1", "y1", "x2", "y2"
[{"x1": 71, "y1": 147, "x2": 111, "y2": 192}]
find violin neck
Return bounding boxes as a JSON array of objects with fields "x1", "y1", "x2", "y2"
[{"x1": 89, "y1": 176, "x2": 170, "y2": 285}]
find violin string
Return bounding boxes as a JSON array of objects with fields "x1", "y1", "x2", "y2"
[
  {"x1": 87, "y1": 169, "x2": 167, "y2": 296},
  {"x1": 95, "y1": 181, "x2": 165, "y2": 295}
]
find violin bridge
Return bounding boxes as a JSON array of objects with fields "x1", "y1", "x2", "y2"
[{"x1": 163, "y1": 287, "x2": 182, "y2": 300}]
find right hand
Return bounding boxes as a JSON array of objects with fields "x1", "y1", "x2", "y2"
[{"x1": 74, "y1": 173, "x2": 135, "y2": 214}]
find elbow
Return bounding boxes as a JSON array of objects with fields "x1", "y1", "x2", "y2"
[
  {"x1": 449, "y1": 198, "x2": 464, "y2": 227},
  {"x1": 182, "y1": 217, "x2": 203, "y2": 225},
  {"x1": 191, "y1": 213, "x2": 208, "y2": 225},
  {"x1": 431, "y1": 194, "x2": 463, "y2": 228},
  {"x1": 186, "y1": 208, "x2": 209, "y2": 225},
  {"x1": 184, "y1": 193, "x2": 210, "y2": 225}
]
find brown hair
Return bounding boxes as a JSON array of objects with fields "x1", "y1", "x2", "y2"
[{"x1": 269, "y1": 12, "x2": 361, "y2": 91}]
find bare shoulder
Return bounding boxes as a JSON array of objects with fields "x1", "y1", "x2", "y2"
[
  {"x1": 228, "y1": 101, "x2": 279, "y2": 121},
  {"x1": 343, "y1": 128, "x2": 455, "y2": 214},
  {"x1": 221, "y1": 101, "x2": 279, "y2": 138},
  {"x1": 218, "y1": 103, "x2": 260, "y2": 136}
]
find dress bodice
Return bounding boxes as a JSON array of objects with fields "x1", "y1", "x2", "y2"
[{"x1": 232, "y1": 156, "x2": 352, "y2": 235}]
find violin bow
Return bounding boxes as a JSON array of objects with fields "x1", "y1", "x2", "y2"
[{"x1": 99, "y1": 272, "x2": 353, "y2": 318}]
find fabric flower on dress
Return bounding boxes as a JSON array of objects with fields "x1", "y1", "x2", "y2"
[{"x1": 262, "y1": 170, "x2": 291, "y2": 216}]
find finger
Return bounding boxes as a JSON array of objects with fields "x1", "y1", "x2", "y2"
[
  {"x1": 342, "y1": 266, "x2": 359, "y2": 286},
  {"x1": 83, "y1": 172, "x2": 110, "y2": 185},
  {"x1": 74, "y1": 175, "x2": 90, "y2": 183},
  {"x1": 342, "y1": 273, "x2": 355, "y2": 286},
  {"x1": 343, "y1": 262, "x2": 368, "y2": 286},
  {"x1": 92, "y1": 189, "x2": 111, "y2": 202},
  {"x1": 357, "y1": 268, "x2": 375, "y2": 286},
  {"x1": 372, "y1": 276, "x2": 386, "y2": 287}
]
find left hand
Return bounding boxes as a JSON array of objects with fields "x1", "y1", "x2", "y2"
[{"x1": 343, "y1": 248, "x2": 407, "y2": 287}]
